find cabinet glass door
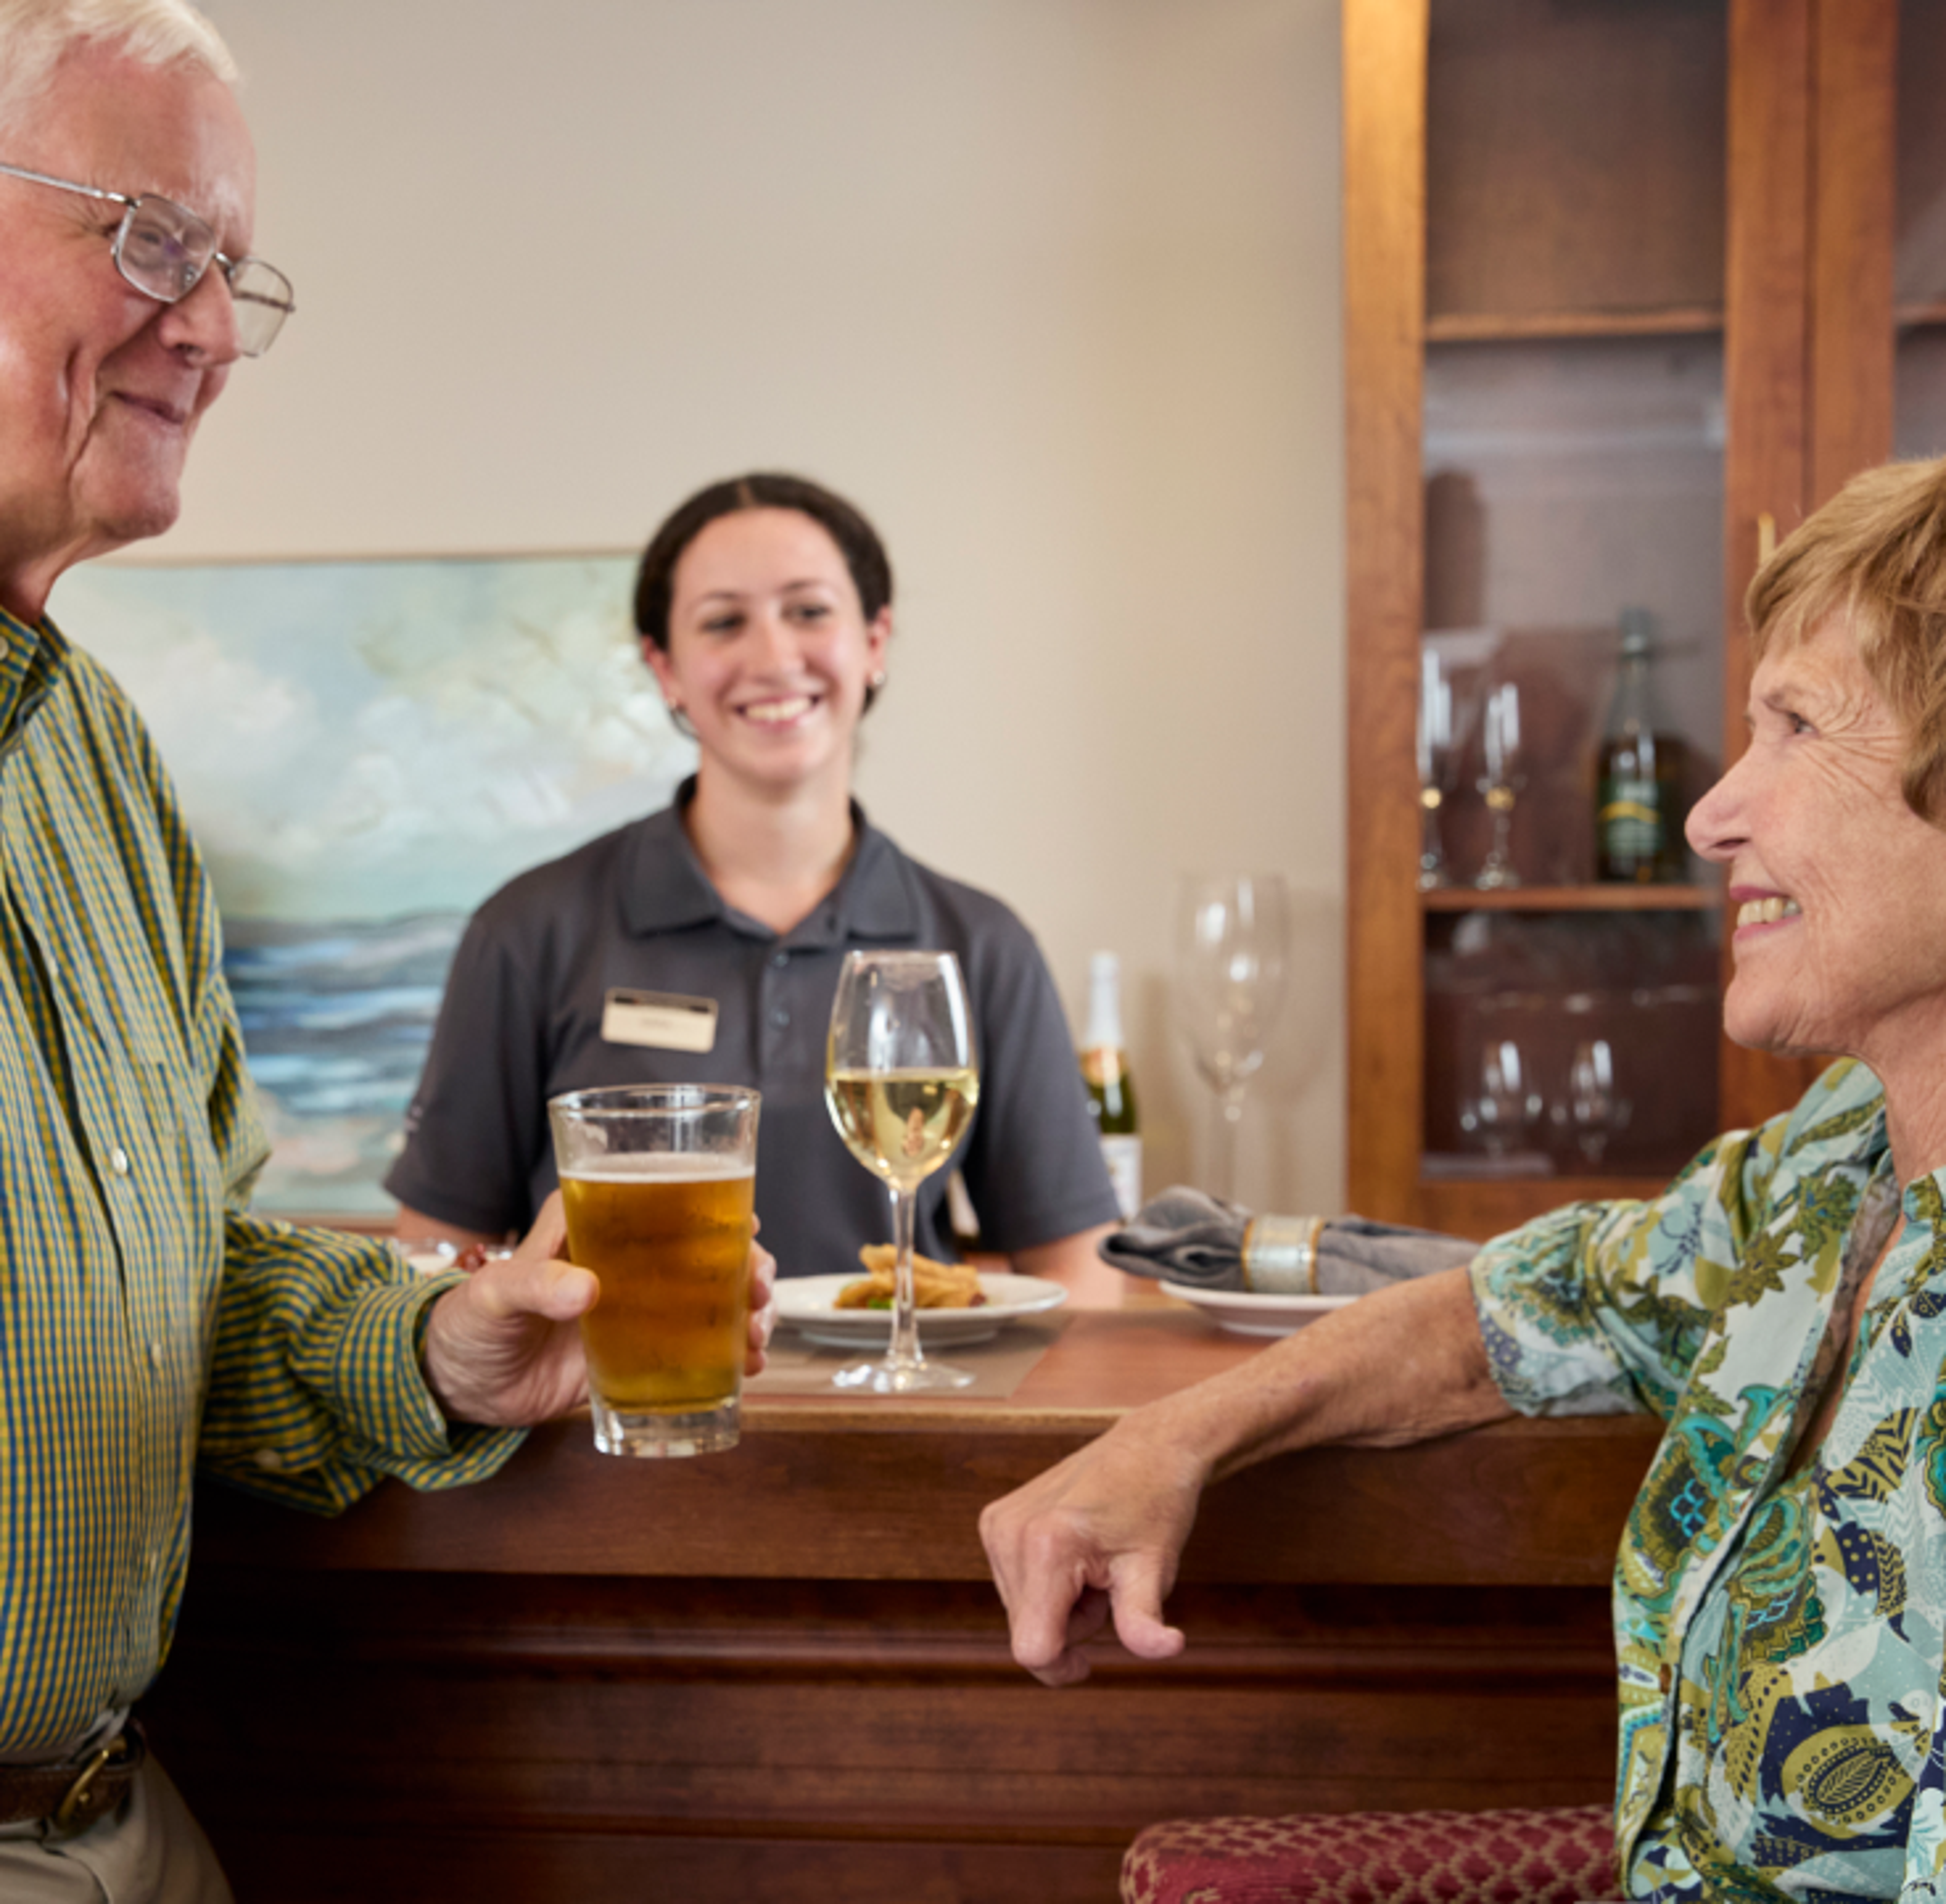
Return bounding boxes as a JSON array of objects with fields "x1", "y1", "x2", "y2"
[{"x1": 1418, "y1": 0, "x2": 1727, "y2": 1193}]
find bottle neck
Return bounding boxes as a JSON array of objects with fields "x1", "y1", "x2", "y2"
[{"x1": 1083, "y1": 959, "x2": 1125, "y2": 1051}]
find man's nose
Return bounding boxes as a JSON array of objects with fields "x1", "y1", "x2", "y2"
[{"x1": 156, "y1": 265, "x2": 243, "y2": 367}]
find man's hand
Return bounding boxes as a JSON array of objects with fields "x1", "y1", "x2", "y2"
[
  {"x1": 745, "y1": 1241, "x2": 778, "y2": 1376},
  {"x1": 422, "y1": 1195, "x2": 780, "y2": 1427},
  {"x1": 422, "y1": 1192, "x2": 593, "y2": 1426},
  {"x1": 978, "y1": 1416, "x2": 1207, "y2": 1687}
]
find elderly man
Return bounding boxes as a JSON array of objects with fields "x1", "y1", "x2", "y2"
[{"x1": 0, "y1": 5, "x2": 771, "y2": 1895}]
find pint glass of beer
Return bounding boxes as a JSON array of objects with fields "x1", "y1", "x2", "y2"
[{"x1": 547, "y1": 1084, "x2": 760, "y2": 1457}]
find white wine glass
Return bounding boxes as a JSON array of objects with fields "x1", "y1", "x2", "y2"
[
  {"x1": 1175, "y1": 874, "x2": 1290, "y2": 1204},
  {"x1": 1474, "y1": 680, "x2": 1525, "y2": 890},
  {"x1": 825, "y1": 949, "x2": 980, "y2": 1392}
]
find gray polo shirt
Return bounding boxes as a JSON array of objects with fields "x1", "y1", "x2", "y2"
[{"x1": 384, "y1": 785, "x2": 1119, "y2": 1278}]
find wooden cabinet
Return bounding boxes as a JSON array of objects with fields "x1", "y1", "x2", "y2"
[{"x1": 1345, "y1": 0, "x2": 1900, "y2": 1236}]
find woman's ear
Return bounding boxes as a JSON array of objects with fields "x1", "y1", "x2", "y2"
[
  {"x1": 641, "y1": 635, "x2": 679, "y2": 704},
  {"x1": 865, "y1": 608, "x2": 893, "y2": 682}
]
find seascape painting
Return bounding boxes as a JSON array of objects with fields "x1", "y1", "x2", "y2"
[{"x1": 50, "y1": 555, "x2": 694, "y2": 1216}]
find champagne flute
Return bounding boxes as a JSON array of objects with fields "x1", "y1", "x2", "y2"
[
  {"x1": 824, "y1": 949, "x2": 981, "y2": 1392},
  {"x1": 1175, "y1": 874, "x2": 1290, "y2": 1204},
  {"x1": 1474, "y1": 680, "x2": 1525, "y2": 890},
  {"x1": 1417, "y1": 649, "x2": 1457, "y2": 890}
]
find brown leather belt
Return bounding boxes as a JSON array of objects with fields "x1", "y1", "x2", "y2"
[{"x1": 0, "y1": 1721, "x2": 145, "y2": 1839}]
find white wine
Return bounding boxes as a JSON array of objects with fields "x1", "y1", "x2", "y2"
[{"x1": 827, "y1": 1067, "x2": 979, "y2": 1189}]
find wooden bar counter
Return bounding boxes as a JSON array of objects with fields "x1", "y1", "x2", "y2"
[{"x1": 144, "y1": 1271, "x2": 1659, "y2": 1903}]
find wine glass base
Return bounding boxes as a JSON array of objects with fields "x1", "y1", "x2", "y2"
[{"x1": 832, "y1": 1355, "x2": 977, "y2": 1393}]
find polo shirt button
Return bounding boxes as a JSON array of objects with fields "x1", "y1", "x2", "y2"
[
  {"x1": 110, "y1": 1146, "x2": 130, "y2": 1176},
  {"x1": 1658, "y1": 1662, "x2": 1672, "y2": 1693},
  {"x1": 770, "y1": 1007, "x2": 790, "y2": 1028},
  {"x1": 770, "y1": 952, "x2": 789, "y2": 970}
]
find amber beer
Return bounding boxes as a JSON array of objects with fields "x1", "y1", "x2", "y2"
[
  {"x1": 548, "y1": 1084, "x2": 761, "y2": 1457},
  {"x1": 562, "y1": 1162, "x2": 753, "y2": 1410}
]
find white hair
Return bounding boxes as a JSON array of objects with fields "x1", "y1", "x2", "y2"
[{"x1": 0, "y1": 0, "x2": 237, "y2": 134}]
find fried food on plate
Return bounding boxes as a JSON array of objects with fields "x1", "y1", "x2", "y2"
[{"x1": 835, "y1": 1246, "x2": 986, "y2": 1310}]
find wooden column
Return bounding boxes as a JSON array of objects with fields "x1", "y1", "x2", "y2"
[{"x1": 1344, "y1": 0, "x2": 1431, "y2": 1223}]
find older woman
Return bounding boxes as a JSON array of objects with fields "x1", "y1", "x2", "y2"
[
  {"x1": 980, "y1": 455, "x2": 1946, "y2": 1900},
  {"x1": 388, "y1": 472, "x2": 1119, "y2": 1281}
]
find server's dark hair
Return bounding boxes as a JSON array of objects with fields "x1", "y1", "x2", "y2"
[{"x1": 633, "y1": 472, "x2": 892, "y2": 712}]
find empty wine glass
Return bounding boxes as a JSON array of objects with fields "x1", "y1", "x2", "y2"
[
  {"x1": 825, "y1": 950, "x2": 980, "y2": 1392},
  {"x1": 1474, "y1": 681, "x2": 1525, "y2": 891},
  {"x1": 1175, "y1": 874, "x2": 1290, "y2": 1203},
  {"x1": 1466, "y1": 1038, "x2": 1533, "y2": 1159},
  {"x1": 1569, "y1": 1039, "x2": 1617, "y2": 1166},
  {"x1": 1417, "y1": 649, "x2": 1459, "y2": 890}
]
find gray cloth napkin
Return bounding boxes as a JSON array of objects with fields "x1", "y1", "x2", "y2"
[{"x1": 1099, "y1": 1186, "x2": 1478, "y2": 1294}]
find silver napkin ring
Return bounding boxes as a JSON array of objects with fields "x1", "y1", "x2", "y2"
[{"x1": 1241, "y1": 1214, "x2": 1328, "y2": 1294}]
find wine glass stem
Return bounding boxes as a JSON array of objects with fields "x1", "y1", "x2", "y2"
[
  {"x1": 1210, "y1": 1084, "x2": 1247, "y2": 1203},
  {"x1": 1419, "y1": 796, "x2": 1445, "y2": 886},
  {"x1": 887, "y1": 1184, "x2": 925, "y2": 1372}
]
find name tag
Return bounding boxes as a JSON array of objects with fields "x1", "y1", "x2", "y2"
[{"x1": 602, "y1": 988, "x2": 719, "y2": 1054}]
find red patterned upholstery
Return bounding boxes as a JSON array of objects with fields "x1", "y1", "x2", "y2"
[{"x1": 1120, "y1": 1804, "x2": 1617, "y2": 1904}]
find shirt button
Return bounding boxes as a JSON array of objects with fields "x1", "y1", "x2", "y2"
[
  {"x1": 148, "y1": 1341, "x2": 164, "y2": 1370},
  {"x1": 770, "y1": 1007, "x2": 790, "y2": 1028},
  {"x1": 110, "y1": 1146, "x2": 130, "y2": 1176},
  {"x1": 254, "y1": 1449, "x2": 285, "y2": 1473},
  {"x1": 1658, "y1": 1662, "x2": 1673, "y2": 1693},
  {"x1": 770, "y1": 952, "x2": 789, "y2": 970}
]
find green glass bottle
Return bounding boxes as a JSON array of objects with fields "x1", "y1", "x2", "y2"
[
  {"x1": 1596, "y1": 608, "x2": 1688, "y2": 883},
  {"x1": 1079, "y1": 951, "x2": 1142, "y2": 1220}
]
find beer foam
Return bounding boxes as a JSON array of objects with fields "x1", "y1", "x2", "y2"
[{"x1": 562, "y1": 1157, "x2": 755, "y2": 1182}]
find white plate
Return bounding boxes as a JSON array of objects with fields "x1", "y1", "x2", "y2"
[
  {"x1": 775, "y1": 1271, "x2": 1067, "y2": 1348},
  {"x1": 1161, "y1": 1282, "x2": 1356, "y2": 1338}
]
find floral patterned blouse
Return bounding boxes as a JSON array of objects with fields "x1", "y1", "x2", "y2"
[{"x1": 1472, "y1": 1059, "x2": 1946, "y2": 1901}]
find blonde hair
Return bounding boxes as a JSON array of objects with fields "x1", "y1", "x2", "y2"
[
  {"x1": 0, "y1": 0, "x2": 236, "y2": 132},
  {"x1": 1747, "y1": 456, "x2": 1946, "y2": 824}
]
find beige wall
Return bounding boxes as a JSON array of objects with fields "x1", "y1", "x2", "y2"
[{"x1": 152, "y1": 0, "x2": 1346, "y2": 1215}]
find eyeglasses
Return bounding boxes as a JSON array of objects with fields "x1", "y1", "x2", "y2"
[{"x1": 0, "y1": 159, "x2": 294, "y2": 357}]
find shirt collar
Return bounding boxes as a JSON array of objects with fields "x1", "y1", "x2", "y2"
[
  {"x1": 0, "y1": 607, "x2": 71, "y2": 763},
  {"x1": 620, "y1": 775, "x2": 924, "y2": 947}
]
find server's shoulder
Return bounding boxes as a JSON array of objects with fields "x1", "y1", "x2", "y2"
[
  {"x1": 468, "y1": 815, "x2": 649, "y2": 938},
  {"x1": 899, "y1": 853, "x2": 1041, "y2": 957}
]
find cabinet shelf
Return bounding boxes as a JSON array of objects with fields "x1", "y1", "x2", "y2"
[
  {"x1": 1426, "y1": 306, "x2": 1724, "y2": 344},
  {"x1": 1421, "y1": 884, "x2": 1717, "y2": 914}
]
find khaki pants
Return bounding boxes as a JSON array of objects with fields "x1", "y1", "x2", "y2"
[{"x1": 0, "y1": 1756, "x2": 234, "y2": 1903}]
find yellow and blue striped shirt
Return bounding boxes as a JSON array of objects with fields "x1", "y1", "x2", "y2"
[{"x1": 0, "y1": 607, "x2": 520, "y2": 1756}]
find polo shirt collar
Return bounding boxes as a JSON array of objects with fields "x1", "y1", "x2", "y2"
[
  {"x1": 0, "y1": 608, "x2": 70, "y2": 764},
  {"x1": 620, "y1": 776, "x2": 924, "y2": 947}
]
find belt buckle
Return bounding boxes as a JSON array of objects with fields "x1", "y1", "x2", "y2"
[{"x1": 48, "y1": 1730, "x2": 133, "y2": 1840}]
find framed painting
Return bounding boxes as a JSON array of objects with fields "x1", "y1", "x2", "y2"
[{"x1": 50, "y1": 554, "x2": 693, "y2": 1217}]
